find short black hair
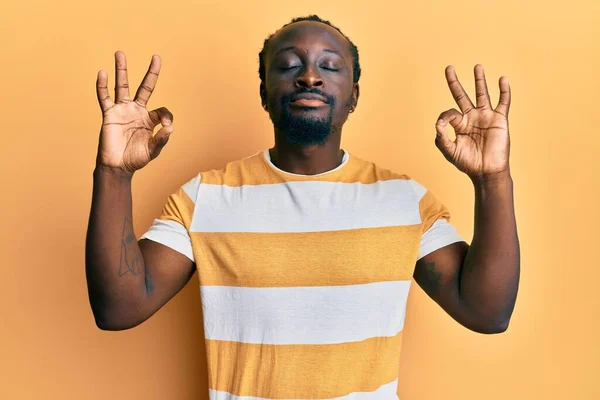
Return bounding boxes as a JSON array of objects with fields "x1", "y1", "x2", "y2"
[{"x1": 258, "y1": 15, "x2": 361, "y2": 83}]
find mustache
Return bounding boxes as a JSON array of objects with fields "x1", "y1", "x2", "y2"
[{"x1": 282, "y1": 88, "x2": 336, "y2": 105}]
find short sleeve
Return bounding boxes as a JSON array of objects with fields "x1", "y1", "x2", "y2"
[
  {"x1": 410, "y1": 179, "x2": 464, "y2": 260},
  {"x1": 139, "y1": 174, "x2": 201, "y2": 262}
]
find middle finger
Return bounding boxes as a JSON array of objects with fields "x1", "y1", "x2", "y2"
[{"x1": 115, "y1": 51, "x2": 130, "y2": 103}]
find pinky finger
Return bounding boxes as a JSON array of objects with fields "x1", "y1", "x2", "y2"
[{"x1": 96, "y1": 70, "x2": 114, "y2": 113}]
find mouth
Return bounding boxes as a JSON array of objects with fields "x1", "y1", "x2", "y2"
[
  {"x1": 289, "y1": 92, "x2": 329, "y2": 108},
  {"x1": 289, "y1": 98, "x2": 328, "y2": 108}
]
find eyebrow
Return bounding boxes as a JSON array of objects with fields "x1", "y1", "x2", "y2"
[{"x1": 273, "y1": 46, "x2": 343, "y2": 58}]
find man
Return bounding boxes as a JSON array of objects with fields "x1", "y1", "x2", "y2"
[{"x1": 86, "y1": 15, "x2": 519, "y2": 399}]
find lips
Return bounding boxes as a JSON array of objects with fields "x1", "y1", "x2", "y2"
[
  {"x1": 290, "y1": 92, "x2": 329, "y2": 104},
  {"x1": 289, "y1": 93, "x2": 329, "y2": 109}
]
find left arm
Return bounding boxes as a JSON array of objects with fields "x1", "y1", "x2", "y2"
[
  {"x1": 413, "y1": 64, "x2": 520, "y2": 334},
  {"x1": 414, "y1": 171, "x2": 519, "y2": 334}
]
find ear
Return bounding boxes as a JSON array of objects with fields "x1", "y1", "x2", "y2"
[
  {"x1": 352, "y1": 82, "x2": 360, "y2": 110},
  {"x1": 260, "y1": 81, "x2": 267, "y2": 110}
]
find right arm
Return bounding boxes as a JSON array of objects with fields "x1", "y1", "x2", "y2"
[{"x1": 85, "y1": 51, "x2": 195, "y2": 331}]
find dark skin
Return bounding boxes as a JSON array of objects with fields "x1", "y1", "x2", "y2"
[
  {"x1": 87, "y1": 21, "x2": 519, "y2": 334},
  {"x1": 260, "y1": 21, "x2": 359, "y2": 175},
  {"x1": 260, "y1": 21, "x2": 520, "y2": 334}
]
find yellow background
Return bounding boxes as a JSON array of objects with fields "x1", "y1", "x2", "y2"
[{"x1": 1, "y1": 0, "x2": 598, "y2": 399}]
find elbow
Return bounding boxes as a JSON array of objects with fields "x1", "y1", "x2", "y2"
[
  {"x1": 496, "y1": 318, "x2": 511, "y2": 333},
  {"x1": 93, "y1": 312, "x2": 128, "y2": 331},
  {"x1": 459, "y1": 297, "x2": 515, "y2": 334},
  {"x1": 471, "y1": 316, "x2": 511, "y2": 334},
  {"x1": 95, "y1": 319, "x2": 119, "y2": 331},
  {"x1": 94, "y1": 315, "x2": 145, "y2": 331},
  {"x1": 484, "y1": 320, "x2": 509, "y2": 334},
  {"x1": 94, "y1": 317, "x2": 134, "y2": 331},
  {"x1": 88, "y1": 291, "x2": 151, "y2": 331},
  {"x1": 458, "y1": 304, "x2": 513, "y2": 334},
  {"x1": 91, "y1": 306, "x2": 146, "y2": 331}
]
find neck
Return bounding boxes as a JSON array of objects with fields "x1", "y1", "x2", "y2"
[{"x1": 270, "y1": 131, "x2": 344, "y2": 175}]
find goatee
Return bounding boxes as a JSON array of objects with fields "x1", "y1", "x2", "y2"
[{"x1": 269, "y1": 90, "x2": 337, "y2": 147}]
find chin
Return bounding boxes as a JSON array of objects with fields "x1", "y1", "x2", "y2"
[{"x1": 280, "y1": 131, "x2": 331, "y2": 147}]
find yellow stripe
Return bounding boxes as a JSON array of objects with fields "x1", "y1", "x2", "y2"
[
  {"x1": 192, "y1": 225, "x2": 421, "y2": 287},
  {"x1": 419, "y1": 190, "x2": 451, "y2": 233},
  {"x1": 206, "y1": 331, "x2": 403, "y2": 398},
  {"x1": 158, "y1": 186, "x2": 195, "y2": 230},
  {"x1": 200, "y1": 151, "x2": 410, "y2": 186}
]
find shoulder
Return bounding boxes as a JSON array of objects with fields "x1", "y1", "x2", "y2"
[
  {"x1": 347, "y1": 152, "x2": 427, "y2": 198},
  {"x1": 346, "y1": 152, "x2": 409, "y2": 182},
  {"x1": 197, "y1": 150, "x2": 273, "y2": 186}
]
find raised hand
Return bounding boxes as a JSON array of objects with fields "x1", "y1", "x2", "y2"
[
  {"x1": 435, "y1": 64, "x2": 511, "y2": 180},
  {"x1": 95, "y1": 51, "x2": 173, "y2": 175}
]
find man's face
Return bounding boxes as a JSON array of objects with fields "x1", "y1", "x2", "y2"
[{"x1": 261, "y1": 21, "x2": 359, "y2": 147}]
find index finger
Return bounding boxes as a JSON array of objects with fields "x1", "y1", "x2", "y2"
[
  {"x1": 445, "y1": 65, "x2": 474, "y2": 114},
  {"x1": 134, "y1": 55, "x2": 162, "y2": 108},
  {"x1": 495, "y1": 76, "x2": 511, "y2": 117}
]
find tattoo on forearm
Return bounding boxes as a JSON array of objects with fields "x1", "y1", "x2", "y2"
[
  {"x1": 118, "y1": 217, "x2": 143, "y2": 276},
  {"x1": 423, "y1": 261, "x2": 441, "y2": 295}
]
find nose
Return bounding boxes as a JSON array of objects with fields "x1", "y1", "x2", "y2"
[{"x1": 295, "y1": 65, "x2": 323, "y2": 89}]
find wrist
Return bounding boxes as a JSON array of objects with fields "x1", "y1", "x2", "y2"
[
  {"x1": 470, "y1": 169, "x2": 512, "y2": 188},
  {"x1": 94, "y1": 164, "x2": 134, "y2": 180}
]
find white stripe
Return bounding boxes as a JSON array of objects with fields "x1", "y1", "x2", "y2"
[
  {"x1": 140, "y1": 219, "x2": 195, "y2": 262},
  {"x1": 418, "y1": 218, "x2": 464, "y2": 259},
  {"x1": 182, "y1": 174, "x2": 201, "y2": 203},
  {"x1": 191, "y1": 180, "x2": 420, "y2": 233},
  {"x1": 409, "y1": 179, "x2": 427, "y2": 201},
  {"x1": 201, "y1": 280, "x2": 411, "y2": 345},
  {"x1": 208, "y1": 378, "x2": 399, "y2": 400}
]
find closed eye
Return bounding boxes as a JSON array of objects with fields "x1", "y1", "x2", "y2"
[{"x1": 279, "y1": 65, "x2": 300, "y2": 71}]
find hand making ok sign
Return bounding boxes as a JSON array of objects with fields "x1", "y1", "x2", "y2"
[
  {"x1": 95, "y1": 51, "x2": 174, "y2": 175},
  {"x1": 435, "y1": 64, "x2": 511, "y2": 180}
]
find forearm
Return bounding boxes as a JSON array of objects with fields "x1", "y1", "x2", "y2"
[
  {"x1": 85, "y1": 166, "x2": 148, "y2": 330},
  {"x1": 459, "y1": 169, "x2": 520, "y2": 331}
]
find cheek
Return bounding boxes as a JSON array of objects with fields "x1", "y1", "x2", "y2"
[
  {"x1": 265, "y1": 92, "x2": 282, "y2": 111},
  {"x1": 333, "y1": 90, "x2": 353, "y2": 110},
  {"x1": 265, "y1": 90, "x2": 287, "y2": 115},
  {"x1": 264, "y1": 83, "x2": 285, "y2": 102}
]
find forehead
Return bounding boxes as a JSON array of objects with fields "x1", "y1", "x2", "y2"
[{"x1": 267, "y1": 21, "x2": 351, "y2": 59}]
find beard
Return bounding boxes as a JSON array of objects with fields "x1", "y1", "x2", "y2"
[{"x1": 268, "y1": 90, "x2": 338, "y2": 147}]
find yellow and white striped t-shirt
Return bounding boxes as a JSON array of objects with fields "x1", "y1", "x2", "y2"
[{"x1": 141, "y1": 148, "x2": 463, "y2": 400}]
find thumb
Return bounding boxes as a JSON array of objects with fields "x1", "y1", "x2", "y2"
[{"x1": 434, "y1": 109, "x2": 461, "y2": 161}]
